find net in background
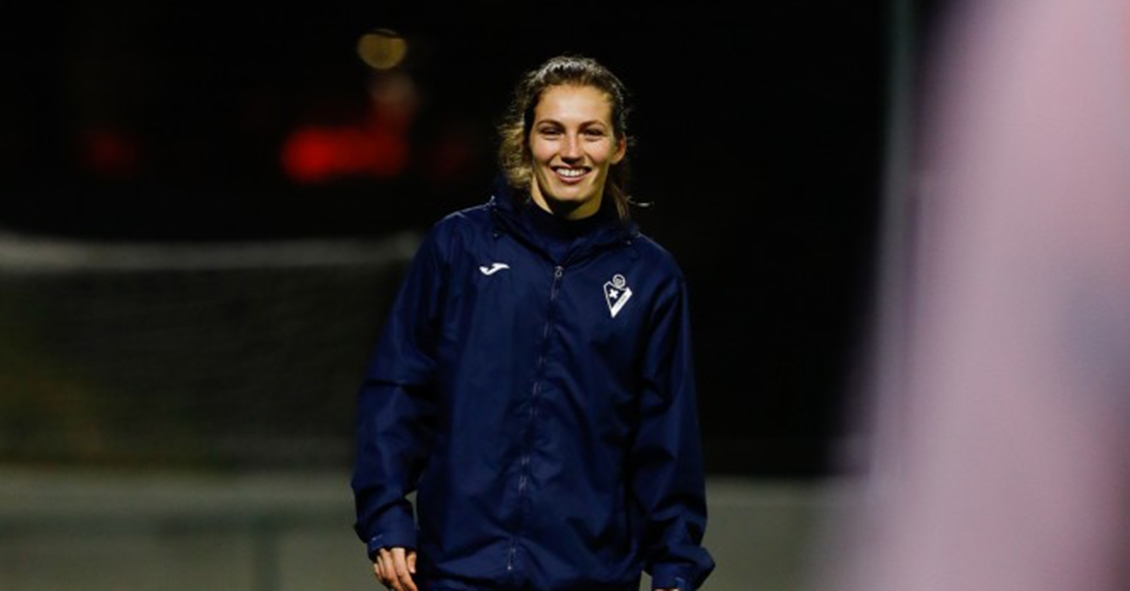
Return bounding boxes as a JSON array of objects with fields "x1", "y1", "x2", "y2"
[{"x1": 0, "y1": 231, "x2": 418, "y2": 470}]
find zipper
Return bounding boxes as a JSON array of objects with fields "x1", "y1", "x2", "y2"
[{"x1": 508, "y1": 264, "x2": 565, "y2": 579}]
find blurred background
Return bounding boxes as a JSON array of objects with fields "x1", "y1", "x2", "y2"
[{"x1": 0, "y1": 1, "x2": 942, "y2": 589}]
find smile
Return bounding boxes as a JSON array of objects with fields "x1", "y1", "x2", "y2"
[{"x1": 553, "y1": 166, "x2": 589, "y2": 179}]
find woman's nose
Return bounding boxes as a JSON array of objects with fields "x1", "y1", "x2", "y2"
[{"x1": 560, "y1": 134, "x2": 582, "y2": 159}]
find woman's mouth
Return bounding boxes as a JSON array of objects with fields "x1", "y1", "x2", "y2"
[{"x1": 553, "y1": 166, "x2": 589, "y2": 182}]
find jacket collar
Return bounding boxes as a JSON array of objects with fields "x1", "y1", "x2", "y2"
[{"x1": 486, "y1": 175, "x2": 638, "y2": 262}]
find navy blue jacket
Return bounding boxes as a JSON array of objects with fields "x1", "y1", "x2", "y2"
[{"x1": 352, "y1": 181, "x2": 714, "y2": 590}]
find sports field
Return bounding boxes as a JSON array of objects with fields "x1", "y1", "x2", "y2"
[{"x1": 0, "y1": 470, "x2": 859, "y2": 591}]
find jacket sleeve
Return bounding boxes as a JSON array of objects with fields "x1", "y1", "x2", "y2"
[
  {"x1": 631, "y1": 276, "x2": 715, "y2": 590},
  {"x1": 351, "y1": 227, "x2": 446, "y2": 559}
]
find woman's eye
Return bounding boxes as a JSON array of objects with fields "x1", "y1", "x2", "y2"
[
  {"x1": 539, "y1": 128, "x2": 562, "y2": 137},
  {"x1": 583, "y1": 129, "x2": 605, "y2": 138}
]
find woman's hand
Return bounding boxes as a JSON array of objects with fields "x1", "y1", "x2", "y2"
[{"x1": 372, "y1": 546, "x2": 417, "y2": 591}]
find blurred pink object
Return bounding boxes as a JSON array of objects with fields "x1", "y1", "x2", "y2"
[{"x1": 823, "y1": 0, "x2": 1130, "y2": 590}]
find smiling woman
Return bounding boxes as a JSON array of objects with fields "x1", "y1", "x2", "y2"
[{"x1": 351, "y1": 55, "x2": 713, "y2": 591}]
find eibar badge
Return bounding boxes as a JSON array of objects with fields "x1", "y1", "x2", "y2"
[{"x1": 603, "y1": 274, "x2": 633, "y2": 318}]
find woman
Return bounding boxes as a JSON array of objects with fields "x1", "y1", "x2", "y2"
[{"x1": 352, "y1": 55, "x2": 714, "y2": 591}]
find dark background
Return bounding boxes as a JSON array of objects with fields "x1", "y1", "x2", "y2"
[{"x1": 0, "y1": 2, "x2": 943, "y2": 477}]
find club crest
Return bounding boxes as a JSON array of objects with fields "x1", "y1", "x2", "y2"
[{"x1": 603, "y1": 274, "x2": 633, "y2": 318}]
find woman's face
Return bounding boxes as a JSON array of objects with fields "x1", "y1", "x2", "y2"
[{"x1": 527, "y1": 84, "x2": 626, "y2": 220}]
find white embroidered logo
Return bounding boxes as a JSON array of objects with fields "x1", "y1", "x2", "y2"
[
  {"x1": 479, "y1": 262, "x2": 510, "y2": 276},
  {"x1": 603, "y1": 274, "x2": 633, "y2": 318}
]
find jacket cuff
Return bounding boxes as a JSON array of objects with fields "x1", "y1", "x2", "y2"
[
  {"x1": 650, "y1": 563, "x2": 691, "y2": 590},
  {"x1": 364, "y1": 508, "x2": 418, "y2": 559}
]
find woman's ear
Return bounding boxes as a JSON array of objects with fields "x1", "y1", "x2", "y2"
[{"x1": 612, "y1": 136, "x2": 627, "y2": 164}]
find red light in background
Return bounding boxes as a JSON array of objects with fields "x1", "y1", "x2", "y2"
[
  {"x1": 281, "y1": 123, "x2": 408, "y2": 184},
  {"x1": 283, "y1": 68, "x2": 418, "y2": 185}
]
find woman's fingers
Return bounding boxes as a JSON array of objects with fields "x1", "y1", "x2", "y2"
[
  {"x1": 389, "y1": 547, "x2": 418, "y2": 591},
  {"x1": 374, "y1": 547, "x2": 417, "y2": 591}
]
